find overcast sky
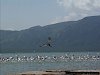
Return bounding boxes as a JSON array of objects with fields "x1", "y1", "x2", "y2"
[{"x1": 1, "y1": 0, "x2": 100, "y2": 30}]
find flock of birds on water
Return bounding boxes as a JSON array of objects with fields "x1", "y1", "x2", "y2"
[
  {"x1": 0, "y1": 37, "x2": 100, "y2": 63},
  {"x1": 0, "y1": 54, "x2": 100, "y2": 63}
]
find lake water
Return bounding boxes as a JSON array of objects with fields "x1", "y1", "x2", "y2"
[{"x1": 0, "y1": 52, "x2": 100, "y2": 75}]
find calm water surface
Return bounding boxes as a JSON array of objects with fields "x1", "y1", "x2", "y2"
[{"x1": 0, "y1": 52, "x2": 100, "y2": 75}]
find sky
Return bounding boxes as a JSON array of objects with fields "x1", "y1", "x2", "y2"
[{"x1": 1, "y1": 0, "x2": 100, "y2": 30}]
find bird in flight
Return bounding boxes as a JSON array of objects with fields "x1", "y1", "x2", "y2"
[{"x1": 40, "y1": 37, "x2": 52, "y2": 47}]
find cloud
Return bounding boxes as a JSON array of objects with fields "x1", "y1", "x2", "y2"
[
  {"x1": 57, "y1": 0, "x2": 100, "y2": 11},
  {"x1": 53, "y1": 0, "x2": 100, "y2": 23},
  {"x1": 51, "y1": 13, "x2": 82, "y2": 24}
]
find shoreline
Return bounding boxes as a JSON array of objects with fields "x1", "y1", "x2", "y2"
[{"x1": 10, "y1": 70, "x2": 100, "y2": 75}]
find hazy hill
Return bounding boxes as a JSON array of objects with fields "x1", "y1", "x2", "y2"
[{"x1": 0, "y1": 16, "x2": 100, "y2": 53}]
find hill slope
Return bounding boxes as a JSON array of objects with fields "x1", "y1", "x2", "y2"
[{"x1": 0, "y1": 16, "x2": 100, "y2": 52}]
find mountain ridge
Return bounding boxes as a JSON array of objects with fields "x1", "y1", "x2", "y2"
[{"x1": 0, "y1": 16, "x2": 100, "y2": 53}]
